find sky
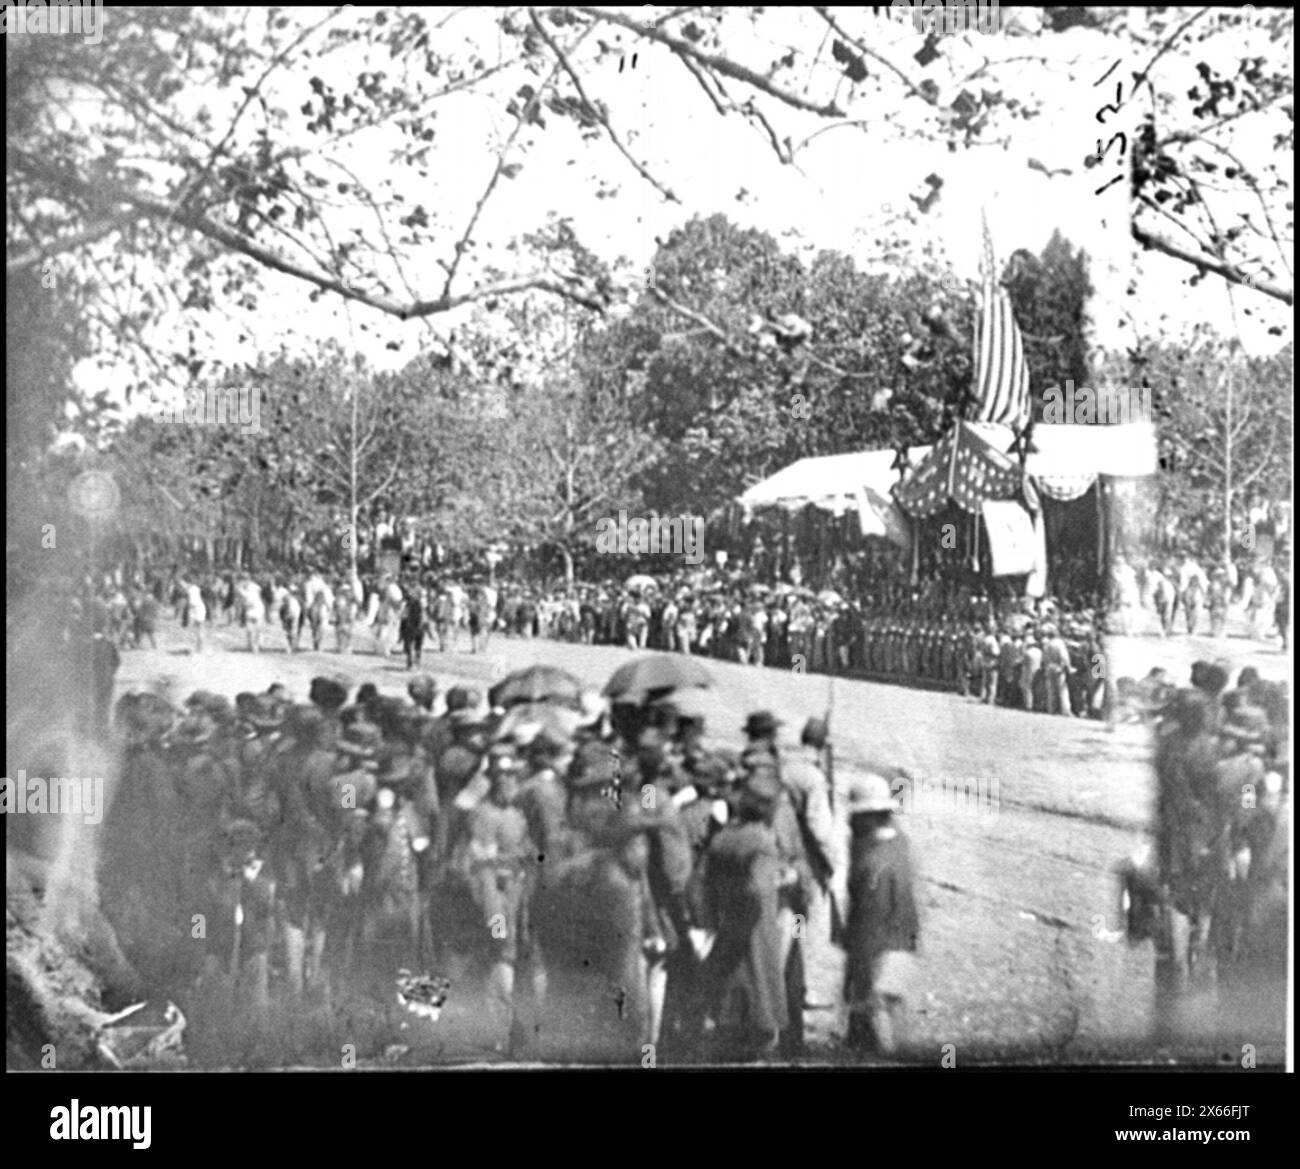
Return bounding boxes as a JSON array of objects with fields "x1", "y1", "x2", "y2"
[{"x1": 68, "y1": 5, "x2": 1292, "y2": 412}]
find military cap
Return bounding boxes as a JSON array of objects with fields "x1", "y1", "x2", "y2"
[
  {"x1": 801, "y1": 717, "x2": 829, "y2": 749},
  {"x1": 742, "y1": 710, "x2": 782, "y2": 738},
  {"x1": 845, "y1": 773, "x2": 896, "y2": 815},
  {"x1": 247, "y1": 694, "x2": 286, "y2": 730},
  {"x1": 407, "y1": 674, "x2": 438, "y2": 707},
  {"x1": 309, "y1": 676, "x2": 349, "y2": 713},
  {"x1": 1190, "y1": 660, "x2": 1229, "y2": 695},
  {"x1": 355, "y1": 682, "x2": 380, "y2": 707}
]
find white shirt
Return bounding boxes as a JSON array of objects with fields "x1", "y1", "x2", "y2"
[{"x1": 186, "y1": 584, "x2": 206, "y2": 622}]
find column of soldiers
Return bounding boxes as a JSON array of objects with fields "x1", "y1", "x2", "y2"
[
  {"x1": 1120, "y1": 663, "x2": 1290, "y2": 1037},
  {"x1": 104, "y1": 673, "x2": 918, "y2": 1062}
]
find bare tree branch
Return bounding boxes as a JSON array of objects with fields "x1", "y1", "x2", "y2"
[{"x1": 1132, "y1": 222, "x2": 1293, "y2": 304}]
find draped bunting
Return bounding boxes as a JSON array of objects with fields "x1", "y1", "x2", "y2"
[
  {"x1": 892, "y1": 421, "x2": 1024, "y2": 518},
  {"x1": 1034, "y1": 473, "x2": 1100, "y2": 501}
]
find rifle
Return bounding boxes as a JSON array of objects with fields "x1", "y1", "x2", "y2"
[
  {"x1": 822, "y1": 675, "x2": 848, "y2": 944},
  {"x1": 824, "y1": 674, "x2": 836, "y2": 815}
]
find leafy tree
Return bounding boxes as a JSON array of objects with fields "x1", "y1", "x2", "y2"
[{"x1": 9, "y1": 4, "x2": 1288, "y2": 425}]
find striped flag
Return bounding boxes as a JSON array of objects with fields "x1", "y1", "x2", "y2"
[{"x1": 971, "y1": 216, "x2": 1030, "y2": 429}]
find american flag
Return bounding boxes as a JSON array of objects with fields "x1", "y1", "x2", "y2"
[
  {"x1": 892, "y1": 421, "x2": 1022, "y2": 518},
  {"x1": 970, "y1": 216, "x2": 1030, "y2": 429}
]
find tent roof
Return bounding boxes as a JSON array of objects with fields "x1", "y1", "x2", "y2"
[
  {"x1": 738, "y1": 420, "x2": 1156, "y2": 533},
  {"x1": 739, "y1": 445, "x2": 930, "y2": 513},
  {"x1": 739, "y1": 421, "x2": 1155, "y2": 511},
  {"x1": 970, "y1": 420, "x2": 1158, "y2": 480}
]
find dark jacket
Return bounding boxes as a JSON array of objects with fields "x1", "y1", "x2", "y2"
[
  {"x1": 690, "y1": 820, "x2": 788, "y2": 1037},
  {"x1": 845, "y1": 824, "x2": 919, "y2": 999}
]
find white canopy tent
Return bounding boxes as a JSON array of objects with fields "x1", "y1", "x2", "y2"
[
  {"x1": 737, "y1": 421, "x2": 1158, "y2": 547},
  {"x1": 738, "y1": 445, "x2": 928, "y2": 546}
]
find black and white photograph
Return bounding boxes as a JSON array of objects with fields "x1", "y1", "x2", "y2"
[{"x1": 5, "y1": 1, "x2": 1293, "y2": 1118}]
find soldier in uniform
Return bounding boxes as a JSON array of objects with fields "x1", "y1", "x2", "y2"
[
  {"x1": 780, "y1": 717, "x2": 841, "y2": 1042},
  {"x1": 843, "y1": 774, "x2": 920, "y2": 1056},
  {"x1": 398, "y1": 582, "x2": 427, "y2": 670},
  {"x1": 1152, "y1": 689, "x2": 1221, "y2": 1036},
  {"x1": 455, "y1": 742, "x2": 536, "y2": 1050},
  {"x1": 332, "y1": 581, "x2": 356, "y2": 654},
  {"x1": 1207, "y1": 568, "x2": 1230, "y2": 639},
  {"x1": 318, "y1": 721, "x2": 381, "y2": 997},
  {"x1": 1041, "y1": 623, "x2": 1074, "y2": 717},
  {"x1": 195, "y1": 818, "x2": 277, "y2": 1017},
  {"x1": 234, "y1": 695, "x2": 286, "y2": 834},
  {"x1": 359, "y1": 743, "x2": 430, "y2": 1020},
  {"x1": 689, "y1": 764, "x2": 788, "y2": 1057}
]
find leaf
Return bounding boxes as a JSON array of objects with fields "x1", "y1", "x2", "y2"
[{"x1": 831, "y1": 39, "x2": 868, "y2": 83}]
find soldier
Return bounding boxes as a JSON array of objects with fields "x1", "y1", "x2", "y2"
[
  {"x1": 359, "y1": 744, "x2": 430, "y2": 1014},
  {"x1": 455, "y1": 742, "x2": 537, "y2": 1050},
  {"x1": 780, "y1": 717, "x2": 841, "y2": 1042},
  {"x1": 1207, "y1": 568, "x2": 1230, "y2": 639},
  {"x1": 1020, "y1": 633, "x2": 1042, "y2": 712},
  {"x1": 318, "y1": 720, "x2": 381, "y2": 996},
  {"x1": 978, "y1": 622, "x2": 1001, "y2": 706},
  {"x1": 1207, "y1": 705, "x2": 1269, "y2": 1005},
  {"x1": 843, "y1": 774, "x2": 920, "y2": 1056},
  {"x1": 234, "y1": 695, "x2": 286, "y2": 834},
  {"x1": 1152, "y1": 689, "x2": 1221, "y2": 1035},
  {"x1": 195, "y1": 818, "x2": 277, "y2": 1015},
  {"x1": 268, "y1": 705, "x2": 336, "y2": 999},
  {"x1": 623, "y1": 727, "x2": 695, "y2": 1048},
  {"x1": 1041, "y1": 624, "x2": 1074, "y2": 717},
  {"x1": 398, "y1": 583, "x2": 426, "y2": 670},
  {"x1": 689, "y1": 764, "x2": 788, "y2": 1057},
  {"x1": 332, "y1": 581, "x2": 356, "y2": 654},
  {"x1": 998, "y1": 628, "x2": 1021, "y2": 707}
]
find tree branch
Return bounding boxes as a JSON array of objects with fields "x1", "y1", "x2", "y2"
[
  {"x1": 1132, "y1": 222, "x2": 1293, "y2": 304},
  {"x1": 529, "y1": 9, "x2": 679, "y2": 201},
  {"x1": 574, "y1": 6, "x2": 844, "y2": 117}
]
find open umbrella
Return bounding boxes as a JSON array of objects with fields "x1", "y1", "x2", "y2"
[
  {"x1": 625, "y1": 573, "x2": 658, "y2": 593},
  {"x1": 494, "y1": 702, "x2": 583, "y2": 747},
  {"x1": 489, "y1": 665, "x2": 582, "y2": 710},
  {"x1": 603, "y1": 654, "x2": 713, "y2": 701}
]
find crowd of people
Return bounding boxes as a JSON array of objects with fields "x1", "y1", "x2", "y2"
[
  {"x1": 104, "y1": 664, "x2": 919, "y2": 1063},
  {"x1": 1120, "y1": 660, "x2": 1290, "y2": 1034},
  {"x1": 80, "y1": 549, "x2": 1288, "y2": 734}
]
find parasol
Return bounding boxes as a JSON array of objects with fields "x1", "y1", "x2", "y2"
[
  {"x1": 488, "y1": 665, "x2": 582, "y2": 710},
  {"x1": 603, "y1": 654, "x2": 713, "y2": 702}
]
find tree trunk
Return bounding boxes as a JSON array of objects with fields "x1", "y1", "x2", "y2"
[{"x1": 1223, "y1": 363, "x2": 1233, "y2": 571}]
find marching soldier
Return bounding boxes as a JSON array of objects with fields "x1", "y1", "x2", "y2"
[
  {"x1": 456, "y1": 742, "x2": 537, "y2": 1051},
  {"x1": 780, "y1": 717, "x2": 841, "y2": 1042},
  {"x1": 689, "y1": 764, "x2": 788, "y2": 1057},
  {"x1": 843, "y1": 774, "x2": 919, "y2": 1056}
]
